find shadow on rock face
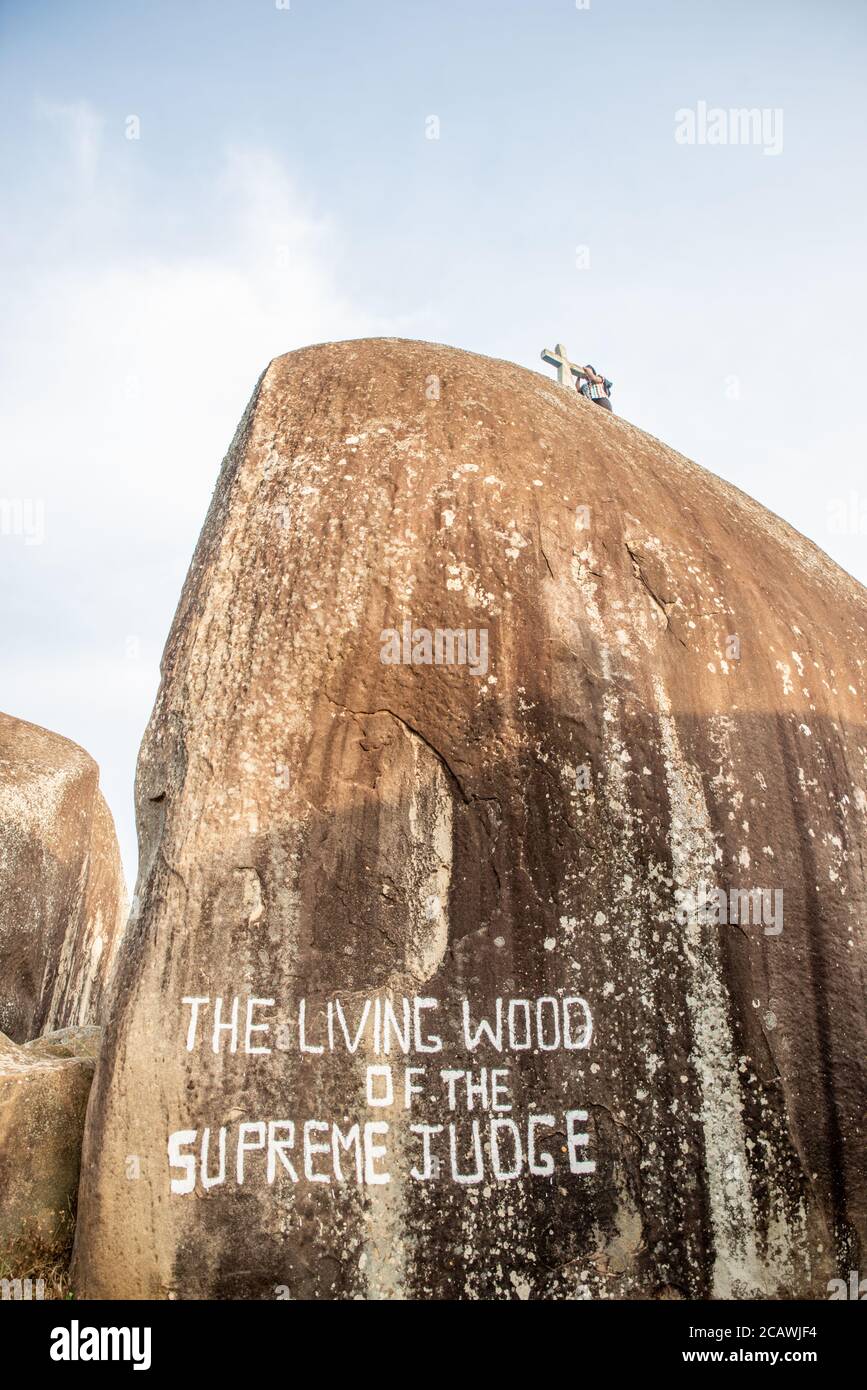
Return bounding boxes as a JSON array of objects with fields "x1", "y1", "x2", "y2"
[{"x1": 72, "y1": 704, "x2": 866, "y2": 1301}]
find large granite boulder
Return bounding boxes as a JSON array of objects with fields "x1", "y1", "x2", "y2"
[
  {"x1": 0, "y1": 713, "x2": 127, "y2": 1043},
  {"x1": 74, "y1": 339, "x2": 866, "y2": 1299}
]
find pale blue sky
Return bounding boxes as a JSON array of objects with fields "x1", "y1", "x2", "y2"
[{"x1": 1, "y1": 0, "x2": 866, "y2": 884}]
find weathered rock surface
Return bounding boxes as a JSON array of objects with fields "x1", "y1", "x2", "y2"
[
  {"x1": 74, "y1": 339, "x2": 866, "y2": 1299},
  {"x1": 0, "y1": 1029, "x2": 98, "y2": 1263},
  {"x1": 24, "y1": 1025, "x2": 102, "y2": 1061},
  {"x1": 0, "y1": 713, "x2": 127, "y2": 1044}
]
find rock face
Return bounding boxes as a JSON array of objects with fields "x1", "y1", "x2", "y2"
[
  {"x1": 0, "y1": 713, "x2": 127, "y2": 1044},
  {"x1": 73, "y1": 339, "x2": 866, "y2": 1300},
  {"x1": 0, "y1": 1030, "x2": 98, "y2": 1264}
]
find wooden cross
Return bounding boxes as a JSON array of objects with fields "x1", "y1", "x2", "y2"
[{"x1": 541, "y1": 342, "x2": 585, "y2": 389}]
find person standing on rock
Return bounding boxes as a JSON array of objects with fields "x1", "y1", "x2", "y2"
[{"x1": 577, "y1": 364, "x2": 614, "y2": 412}]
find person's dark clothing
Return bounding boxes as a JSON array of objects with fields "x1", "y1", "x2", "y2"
[{"x1": 591, "y1": 396, "x2": 613, "y2": 411}]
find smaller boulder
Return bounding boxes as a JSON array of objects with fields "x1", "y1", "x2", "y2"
[
  {"x1": 0, "y1": 1029, "x2": 99, "y2": 1266},
  {"x1": 0, "y1": 711, "x2": 128, "y2": 1044},
  {"x1": 23, "y1": 1025, "x2": 102, "y2": 1061}
]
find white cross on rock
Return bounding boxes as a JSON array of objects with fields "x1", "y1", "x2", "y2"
[{"x1": 541, "y1": 343, "x2": 585, "y2": 389}]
